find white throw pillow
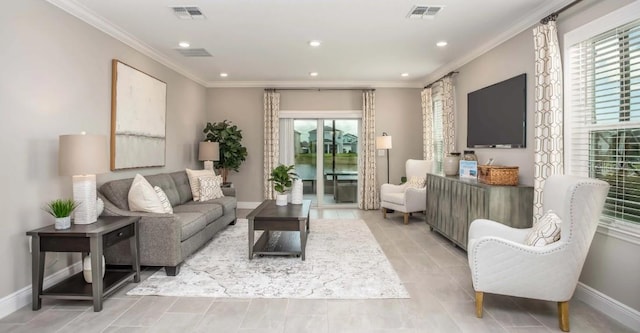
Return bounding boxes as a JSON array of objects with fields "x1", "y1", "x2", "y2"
[
  {"x1": 128, "y1": 174, "x2": 165, "y2": 213},
  {"x1": 199, "y1": 175, "x2": 224, "y2": 201},
  {"x1": 186, "y1": 168, "x2": 215, "y2": 201},
  {"x1": 154, "y1": 186, "x2": 173, "y2": 214},
  {"x1": 524, "y1": 210, "x2": 562, "y2": 247},
  {"x1": 406, "y1": 176, "x2": 426, "y2": 189}
]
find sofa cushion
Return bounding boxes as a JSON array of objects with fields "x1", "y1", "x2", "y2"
[
  {"x1": 100, "y1": 178, "x2": 134, "y2": 210},
  {"x1": 204, "y1": 196, "x2": 237, "y2": 216},
  {"x1": 173, "y1": 212, "x2": 209, "y2": 241},
  {"x1": 173, "y1": 202, "x2": 223, "y2": 225},
  {"x1": 381, "y1": 192, "x2": 404, "y2": 205},
  {"x1": 146, "y1": 174, "x2": 180, "y2": 207},
  {"x1": 170, "y1": 171, "x2": 193, "y2": 204}
]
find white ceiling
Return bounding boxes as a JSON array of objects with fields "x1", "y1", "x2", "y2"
[{"x1": 48, "y1": 0, "x2": 571, "y2": 87}]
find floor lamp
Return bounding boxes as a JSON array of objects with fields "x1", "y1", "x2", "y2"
[
  {"x1": 199, "y1": 141, "x2": 220, "y2": 171},
  {"x1": 376, "y1": 132, "x2": 392, "y2": 184}
]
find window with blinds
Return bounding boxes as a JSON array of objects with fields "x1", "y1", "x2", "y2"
[{"x1": 568, "y1": 19, "x2": 640, "y2": 224}]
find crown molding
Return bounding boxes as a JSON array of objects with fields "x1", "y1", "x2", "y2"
[
  {"x1": 423, "y1": 0, "x2": 575, "y2": 85},
  {"x1": 206, "y1": 80, "x2": 424, "y2": 88},
  {"x1": 45, "y1": 0, "x2": 208, "y2": 87}
]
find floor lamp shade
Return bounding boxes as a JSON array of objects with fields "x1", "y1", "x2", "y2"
[
  {"x1": 199, "y1": 141, "x2": 220, "y2": 171},
  {"x1": 59, "y1": 134, "x2": 108, "y2": 224}
]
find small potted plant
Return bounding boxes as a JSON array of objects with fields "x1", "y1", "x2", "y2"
[
  {"x1": 43, "y1": 199, "x2": 79, "y2": 230},
  {"x1": 268, "y1": 164, "x2": 298, "y2": 206}
]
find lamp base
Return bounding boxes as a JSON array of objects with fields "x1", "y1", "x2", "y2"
[
  {"x1": 73, "y1": 174, "x2": 97, "y2": 224},
  {"x1": 203, "y1": 160, "x2": 214, "y2": 171}
]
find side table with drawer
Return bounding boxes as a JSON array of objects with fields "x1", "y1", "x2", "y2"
[{"x1": 26, "y1": 216, "x2": 140, "y2": 312}]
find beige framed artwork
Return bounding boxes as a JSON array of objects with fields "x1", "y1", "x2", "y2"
[{"x1": 110, "y1": 59, "x2": 167, "y2": 170}]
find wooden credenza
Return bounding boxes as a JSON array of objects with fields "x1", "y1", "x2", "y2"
[{"x1": 425, "y1": 173, "x2": 533, "y2": 250}]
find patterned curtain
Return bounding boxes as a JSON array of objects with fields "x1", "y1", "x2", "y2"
[
  {"x1": 358, "y1": 90, "x2": 378, "y2": 210},
  {"x1": 263, "y1": 90, "x2": 280, "y2": 200},
  {"x1": 421, "y1": 88, "x2": 433, "y2": 161},
  {"x1": 532, "y1": 20, "x2": 564, "y2": 221},
  {"x1": 442, "y1": 76, "x2": 456, "y2": 155}
]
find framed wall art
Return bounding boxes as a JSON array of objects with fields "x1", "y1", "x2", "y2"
[{"x1": 111, "y1": 59, "x2": 167, "y2": 170}]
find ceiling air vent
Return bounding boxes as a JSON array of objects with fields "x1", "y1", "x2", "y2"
[
  {"x1": 170, "y1": 6, "x2": 206, "y2": 20},
  {"x1": 174, "y1": 48, "x2": 212, "y2": 57},
  {"x1": 407, "y1": 5, "x2": 443, "y2": 19}
]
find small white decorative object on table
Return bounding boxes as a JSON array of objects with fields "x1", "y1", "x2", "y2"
[
  {"x1": 291, "y1": 179, "x2": 303, "y2": 204},
  {"x1": 83, "y1": 255, "x2": 106, "y2": 283},
  {"x1": 275, "y1": 193, "x2": 288, "y2": 206}
]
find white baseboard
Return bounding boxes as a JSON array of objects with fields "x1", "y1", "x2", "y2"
[
  {"x1": 574, "y1": 282, "x2": 640, "y2": 331},
  {"x1": 237, "y1": 201, "x2": 261, "y2": 209},
  {"x1": 0, "y1": 262, "x2": 82, "y2": 320}
]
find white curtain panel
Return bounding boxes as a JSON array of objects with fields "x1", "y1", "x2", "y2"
[
  {"x1": 421, "y1": 88, "x2": 434, "y2": 161},
  {"x1": 279, "y1": 118, "x2": 295, "y2": 166},
  {"x1": 359, "y1": 90, "x2": 379, "y2": 210},
  {"x1": 532, "y1": 20, "x2": 564, "y2": 221},
  {"x1": 442, "y1": 76, "x2": 456, "y2": 155},
  {"x1": 263, "y1": 90, "x2": 280, "y2": 200}
]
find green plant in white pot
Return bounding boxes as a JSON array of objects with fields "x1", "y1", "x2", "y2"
[
  {"x1": 43, "y1": 199, "x2": 79, "y2": 230},
  {"x1": 268, "y1": 164, "x2": 298, "y2": 206}
]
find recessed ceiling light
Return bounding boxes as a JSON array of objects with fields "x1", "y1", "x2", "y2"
[
  {"x1": 309, "y1": 40, "x2": 321, "y2": 47},
  {"x1": 401, "y1": 73, "x2": 409, "y2": 77},
  {"x1": 220, "y1": 73, "x2": 228, "y2": 78},
  {"x1": 178, "y1": 41, "x2": 190, "y2": 48},
  {"x1": 436, "y1": 41, "x2": 448, "y2": 47},
  {"x1": 309, "y1": 72, "x2": 319, "y2": 77}
]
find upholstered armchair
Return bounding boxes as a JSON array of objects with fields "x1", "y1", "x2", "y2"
[
  {"x1": 380, "y1": 159, "x2": 432, "y2": 224},
  {"x1": 467, "y1": 175, "x2": 609, "y2": 332}
]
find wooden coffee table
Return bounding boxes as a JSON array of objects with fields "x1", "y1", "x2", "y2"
[{"x1": 247, "y1": 200, "x2": 311, "y2": 260}]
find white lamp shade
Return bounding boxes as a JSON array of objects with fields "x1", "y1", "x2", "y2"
[
  {"x1": 199, "y1": 141, "x2": 220, "y2": 161},
  {"x1": 376, "y1": 135, "x2": 392, "y2": 149},
  {"x1": 59, "y1": 134, "x2": 109, "y2": 176}
]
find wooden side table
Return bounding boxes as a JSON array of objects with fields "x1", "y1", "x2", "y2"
[{"x1": 26, "y1": 216, "x2": 140, "y2": 312}]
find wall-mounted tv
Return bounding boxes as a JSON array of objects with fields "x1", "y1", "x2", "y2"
[{"x1": 467, "y1": 73, "x2": 526, "y2": 148}]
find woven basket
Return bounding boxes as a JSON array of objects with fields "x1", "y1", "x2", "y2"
[{"x1": 478, "y1": 165, "x2": 519, "y2": 186}]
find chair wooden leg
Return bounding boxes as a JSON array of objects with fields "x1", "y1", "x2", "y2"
[
  {"x1": 558, "y1": 301, "x2": 570, "y2": 332},
  {"x1": 475, "y1": 292, "x2": 484, "y2": 318},
  {"x1": 382, "y1": 208, "x2": 387, "y2": 219},
  {"x1": 403, "y1": 213, "x2": 409, "y2": 225}
]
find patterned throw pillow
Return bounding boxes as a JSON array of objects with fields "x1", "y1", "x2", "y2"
[
  {"x1": 406, "y1": 176, "x2": 426, "y2": 189},
  {"x1": 153, "y1": 186, "x2": 173, "y2": 214},
  {"x1": 198, "y1": 175, "x2": 224, "y2": 201},
  {"x1": 524, "y1": 210, "x2": 562, "y2": 246},
  {"x1": 185, "y1": 168, "x2": 215, "y2": 201}
]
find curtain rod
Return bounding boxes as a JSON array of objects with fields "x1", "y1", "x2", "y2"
[
  {"x1": 265, "y1": 88, "x2": 375, "y2": 92},
  {"x1": 540, "y1": 0, "x2": 583, "y2": 24},
  {"x1": 424, "y1": 71, "x2": 459, "y2": 89}
]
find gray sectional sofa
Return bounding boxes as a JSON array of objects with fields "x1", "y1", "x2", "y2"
[{"x1": 97, "y1": 170, "x2": 236, "y2": 276}]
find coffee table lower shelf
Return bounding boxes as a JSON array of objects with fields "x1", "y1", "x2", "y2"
[
  {"x1": 252, "y1": 230, "x2": 309, "y2": 258},
  {"x1": 41, "y1": 270, "x2": 137, "y2": 300}
]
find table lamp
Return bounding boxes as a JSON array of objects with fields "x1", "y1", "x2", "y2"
[
  {"x1": 376, "y1": 132, "x2": 392, "y2": 184},
  {"x1": 59, "y1": 133, "x2": 108, "y2": 224},
  {"x1": 199, "y1": 141, "x2": 220, "y2": 171}
]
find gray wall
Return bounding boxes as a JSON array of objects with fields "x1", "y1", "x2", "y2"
[
  {"x1": 452, "y1": 0, "x2": 639, "y2": 311},
  {"x1": 0, "y1": 0, "x2": 206, "y2": 299},
  {"x1": 206, "y1": 88, "x2": 423, "y2": 202}
]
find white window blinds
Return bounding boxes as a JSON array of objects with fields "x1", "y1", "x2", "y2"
[{"x1": 568, "y1": 19, "x2": 640, "y2": 224}]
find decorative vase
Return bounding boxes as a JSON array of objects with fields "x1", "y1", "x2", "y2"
[
  {"x1": 291, "y1": 179, "x2": 303, "y2": 204},
  {"x1": 96, "y1": 198, "x2": 104, "y2": 217},
  {"x1": 275, "y1": 193, "x2": 288, "y2": 206},
  {"x1": 83, "y1": 255, "x2": 106, "y2": 283},
  {"x1": 444, "y1": 152, "x2": 461, "y2": 176},
  {"x1": 463, "y1": 150, "x2": 478, "y2": 161},
  {"x1": 54, "y1": 216, "x2": 71, "y2": 230}
]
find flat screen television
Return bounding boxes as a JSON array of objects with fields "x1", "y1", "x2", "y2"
[{"x1": 467, "y1": 73, "x2": 526, "y2": 148}]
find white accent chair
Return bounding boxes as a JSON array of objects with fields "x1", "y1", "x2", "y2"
[
  {"x1": 467, "y1": 175, "x2": 609, "y2": 332},
  {"x1": 380, "y1": 159, "x2": 432, "y2": 224}
]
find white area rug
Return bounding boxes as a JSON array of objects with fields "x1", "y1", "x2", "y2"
[{"x1": 127, "y1": 218, "x2": 409, "y2": 299}]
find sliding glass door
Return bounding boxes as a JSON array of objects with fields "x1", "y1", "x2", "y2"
[{"x1": 291, "y1": 118, "x2": 359, "y2": 206}]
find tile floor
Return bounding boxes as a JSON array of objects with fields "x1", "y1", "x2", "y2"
[{"x1": 0, "y1": 208, "x2": 635, "y2": 333}]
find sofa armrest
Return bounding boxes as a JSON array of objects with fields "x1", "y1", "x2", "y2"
[{"x1": 222, "y1": 187, "x2": 236, "y2": 197}]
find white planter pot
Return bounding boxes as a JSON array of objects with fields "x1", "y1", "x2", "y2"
[
  {"x1": 54, "y1": 216, "x2": 71, "y2": 230},
  {"x1": 83, "y1": 255, "x2": 106, "y2": 283},
  {"x1": 275, "y1": 193, "x2": 288, "y2": 206}
]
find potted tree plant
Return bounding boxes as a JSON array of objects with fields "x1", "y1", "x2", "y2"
[
  {"x1": 269, "y1": 164, "x2": 298, "y2": 206},
  {"x1": 203, "y1": 120, "x2": 248, "y2": 184},
  {"x1": 43, "y1": 199, "x2": 78, "y2": 230}
]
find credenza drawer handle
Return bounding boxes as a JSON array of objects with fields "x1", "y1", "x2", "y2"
[{"x1": 118, "y1": 232, "x2": 124, "y2": 237}]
